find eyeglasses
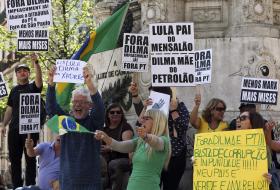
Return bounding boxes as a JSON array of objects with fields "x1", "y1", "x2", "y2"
[
  {"x1": 109, "y1": 111, "x2": 122, "y2": 115},
  {"x1": 72, "y1": 100, "x2": 89, "y2": 105},
  {"x1": 239, "y1": 115, "x2": 249, "y2": 121},
  {"x1": 142, "y1": 116, "x2": 152, "y2": 121},
  {"x1": 215, "y1": 107, "x2": 226, "y2": 112}
]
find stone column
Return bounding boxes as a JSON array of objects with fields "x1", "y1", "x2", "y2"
[{"x1": 226, "y1": 0, "x2": 279, "y2": 37}]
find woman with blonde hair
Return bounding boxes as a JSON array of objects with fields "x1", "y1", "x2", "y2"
[
  {"x1": 95, "y1": 109, "x2": 171, "y2": 190},
  {"x1": 190, "y1": 95, "x2": 228, "y2": 133}
]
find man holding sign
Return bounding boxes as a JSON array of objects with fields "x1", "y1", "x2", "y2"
[{"x1": 0, "y1": 54, "x2": 43, "y2": 189}]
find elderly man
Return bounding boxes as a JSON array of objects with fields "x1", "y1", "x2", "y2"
[
  {"x1": 0, "y1": 54, "x2": 42, "y2": 188},
  {"x1": 25, "y1": 135, "x2": 60, "y2": 190},
  {"x1": 46, "y1": 66, "x2": 105, "y2": 190}
]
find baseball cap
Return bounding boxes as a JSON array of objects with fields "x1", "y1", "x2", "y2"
[
  {"x1": 239, "y1": 103, "x2": 256, "y2": 110},
  {"x1": 15, "y1": 64, "x2": 30, "y2": 72}
]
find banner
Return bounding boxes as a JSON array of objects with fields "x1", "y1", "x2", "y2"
[
  {"x1": 17, "y1": 29, "x2": 49, "y2": 51},
  {"x1": 121, "y1": 33, "x2": 149, "y2": 72},
  {"x1": 54, "y1": 60, "x2": 87, "y2": 84},
  {"x1": 195, "y1": 49, "x2": 212, "y2": 84},
  {"x1": 149, "y1": 23, "x2": 195, "y2": 87},
  {"x1": 19, "y1": 93, "x2": 41, "y2": 134},
  {"x1": 240, "y1": 77, "x2": 279, "y2": 105},
  {"x1": 5, "y1": 0, "x2": 52, "y2": 31},
  {"x1": 0, "y1": 72, "x2": 8, "y2": 99},
  {"x1": 193, "y1": 129, "x2": 269, "y2": 190}
]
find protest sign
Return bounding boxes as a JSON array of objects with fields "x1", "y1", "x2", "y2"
[
  {"x1": 149, "y1": 23, "x2": 194, "y2": 54},
  {"x1": 19, "y1": 93, "x2": 41, "y2": 134},
  {"x1": 6, "y1": 0, "x2": 52, "y2": 31},
  {"x1": 17, "y1": 29, "x2": 49, "y2": 51},
  {"x1": 121, "y1": 33, "x2": 149, "y2": 72},
  {"x1": 54, "y1": 60, "x2": 87, "y2": 84},
  {"x1": 195, "y1": 49, "x2": 212, "y2": 84},
  {"x1": 193, "y1": 129, "x2": 269, "y2": 190},
  {"x1": 151, "y1": 54, "x2": 196, "y2": 86},
  {"x1": 146, "y1": 91, "x2": 170, "y2": 116},
  {"x1": 240, "y1": 77, "x2": 279, "y2": 105},
  {"x1": 0, "y1": 72, "x2": 8, "y2": 99}
]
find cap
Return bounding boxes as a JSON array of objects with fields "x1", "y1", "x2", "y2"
[
  {"x1": 239, "y1": 103, "x2": 256, "y2": 110},
  {"x1": 15, "y1": 64, "x2": 30, "y2": 72}
]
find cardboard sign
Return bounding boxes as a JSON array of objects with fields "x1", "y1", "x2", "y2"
[
  {"x1": 121, "y1": 33, "x2": 149, "y2": 72},
  {"x1": 146, "y1": 91, "x2": 170, "y2": 116},
  {"x1": 19, "y1": 93, "x2": 41, "y2": 134},
  {"x1": 149, "y1": 23, "x2": 194, "y2": 54},
  {"x1": 0, "y1": 72, "x2": 8, "y2": 99},
  {"x1": 193, "y1": 129, "x2": 269, "y2": 190},
  {"x1": 54, "y1": 60, "x2": 87, "y2": 84},
  {"x1": 17, "y1": 29, "x2": 49, "y2": 51},
  {"x1": 6, "y1": 0, "x2": 52, "y2": 31},
  {"x1": 240, "y1": 77, "x2": 279, "y2": 105},
  {"x1": 195, "y1": 49, "x2": 212, "y2": 84},
  {"x1": 151, "y1": 54, "x2": 196, "y2": 86}
]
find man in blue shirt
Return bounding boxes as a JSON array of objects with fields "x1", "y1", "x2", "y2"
[{"x1": 25, "y1": 136, "x2": 60, "y2": 190}]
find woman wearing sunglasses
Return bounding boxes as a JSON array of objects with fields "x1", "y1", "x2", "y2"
[
  {"x1": 95, "y1": 109, "x2": 171, "y2": 190},
  {"x1": 102, "y1": 103, "x2": 134, "y2": 190},
  {"x1": 190, "y1": 94, "x2": 228, "y2": 133}
]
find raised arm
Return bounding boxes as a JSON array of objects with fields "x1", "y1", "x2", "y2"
[
  {"x1": 25, "y1": 138, "x2": 39, "y2": 157},
  {"x1": 190, "y1": 94, "x2": 201, "y2": 129},
  {"x1": 129, "y1": 82, "x2": 144, "y2": 116},
  {"x1": 31, "y1": 54, "x2": 43, "y2": 89}
]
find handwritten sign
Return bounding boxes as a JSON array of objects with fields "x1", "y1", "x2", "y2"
[
  {"x1": 240, "y1": 77, "x2": 279, "y2": 105},
  {"x1": 146, "y1": 91, "x2": 170, "y2": 116},
  {"x1": 193, "y1": 129, "x2": 269, "y2": 190},
  {"x1": 121, "y1": 33, "x2": 149, "y2": 72},
  {"x1": 6, "y1": 0, "x2": 52, "y2": 31},
  {"x1": 19, "y1": 93, "x2": 41, "y2": 134},
  {"x1": 0, "y1": 72, "x2": 8, "y2": 99},
  {"x1": 195, "y1": 49, "x2": 212, "y2": 84},
  {"x1": 54, "y1": 60, "x2": 87, "y2": 84},
  {"x1": 17, "y1": 29, "x2": 49, "y2": 51}
]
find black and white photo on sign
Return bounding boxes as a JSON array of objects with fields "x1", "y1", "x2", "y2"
[
  {"x1": 0, "y1": 72, "x2": 8, "y2": 99},
  {"x1": 121, "y1": 33, "x2": 149, "y2": 72},
  {"x1": 17, "y1": 29, "x2": 49, "y2": 51},
  {"x1": 240, "y1": 77, "x2": 279, "y2": 105},
  {"x1": 19, "y1": 93, "x2": 41, "y2": 134},
  {"x1": 5, "y1": 0, "x2": 52, "y2": 31},
  {"x1": 149, "y1": 22, "x2": 194, "y2": 54},
  {"x1": 151, "y1": 54, "x2": 196, "y2": 87},
  {"x1": 147, "y1": 91, "x2": 170, "y2": 116},
  {"x1": 195, "y1": 49, "x2": 212, "y2": 84},
  {"x1": 54, "y1": 60, "x2": 87, "y2": 84}
]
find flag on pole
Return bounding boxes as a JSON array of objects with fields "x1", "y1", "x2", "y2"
[
  {"x1": 56, "y1": 2, "x2": 130, "y2": 111},
  {"x1": 46, "y1": 115, "x2": 93, "y2": 135}
]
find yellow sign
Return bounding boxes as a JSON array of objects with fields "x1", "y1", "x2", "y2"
[{"x1": 193, "y1": 129, "x2": 269, "y2": 190}]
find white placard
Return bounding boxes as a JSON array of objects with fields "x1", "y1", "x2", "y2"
[
  {"x1": 240, "y1": 77, "x2": 279, "y2": 105},
  {"x1": 121, "y1": 33, "x2": 149, "y2": 72},
  {"x1": 195, "y1": 49, "x2": 212, "y2": 84},
  {"x1": 151, "y1": 54, "x2": 196, "y2": 87},
  {"x1": 19, "y1": 93, "x2": 40, "y2": 134},
  {"x1": 54, "y1": 60, "x2": 87, "y2": 84},
  {"x1": 146, "y1": 91, "x2": 170, "y2": 116},
  {"x1": 17, "y1": 29, "x2": 49, "y2": 51},
  {"x1": 6, "y1": 0, "x2": 52, "y2": 31},
  {"x1": 149, "y1": 23, "x2": 194, "y2": 54},
  {"x1": 0, "y1": 72, "x2": 8, "y2": 99}
]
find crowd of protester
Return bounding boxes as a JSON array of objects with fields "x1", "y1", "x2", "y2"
[{"x1": 0, "y1": 57, "x2": 279, "y2": 190}]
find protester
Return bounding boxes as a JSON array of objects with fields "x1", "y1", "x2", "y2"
[
  {"x1": 102, "y1": 103, "x2": 134, "y2": 190},
  {"x1": 25, "y1": 135, "x2": 61, "y2": 190},
  {"x1": 229, "y1": 103, "x2": 256, "y2": 130},
  {"x1": 95, "y1": 109, "x2": 171, "y2": 190},
  {"x1": 46, "y1": 66, "x2": 105, "y2": 190},
  {"x1": 129, "y1": 82, "x2": 189, "y2": 190},
  {"x1": 0, "y1": 54, "x2": 42, "y2": 188},
  {"x1": 190, "y1": 94, "x2": 228, "y2": 133}
]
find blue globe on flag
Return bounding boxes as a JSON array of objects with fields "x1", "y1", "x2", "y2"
[{"x1": 61, "y1": 117, "x2": 77, "y2": 131}]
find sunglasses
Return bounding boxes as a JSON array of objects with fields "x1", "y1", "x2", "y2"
[
  {"x1": 215, "y1": 107, "x2": 226, "y2": 112},
  {"x1": 109, "y1": 111, "x2": 122, "y2": 115},
  {"x1": 239, "y1": 115, "x2": 249, "y2": 121}
]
